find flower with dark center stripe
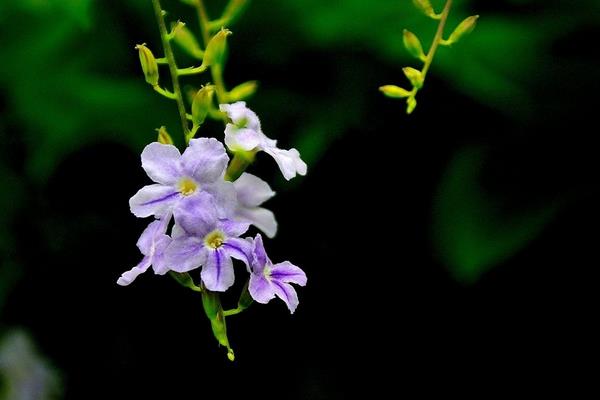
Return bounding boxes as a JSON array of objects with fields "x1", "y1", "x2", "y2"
[
  {"x1": 248, "y1": 234, "x2": 307, "y2": 313},
  {"x1": 162, "y1": 192, "x2": 252, "y2": 292},
  {"x1": 129, "y1": 137, "x2": 235, "y2": 219}
]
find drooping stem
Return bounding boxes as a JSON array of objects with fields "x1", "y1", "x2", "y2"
[
  {"x1": 421, "y1": 0, "x2": 452, "y2": 80},
  {"x1": 152, "y1": 0, "x2": 191, "y2": 140},
  {"x1": 194, "y1": 0, "x2": 227, "y2": 104}
]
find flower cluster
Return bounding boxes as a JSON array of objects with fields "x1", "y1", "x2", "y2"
[
  {"x1": 119, "y1": 0, "x2": 308, "y2": 360},
  {"x1": 118, "y1": 102, "x2": 307, "y2": 313}
]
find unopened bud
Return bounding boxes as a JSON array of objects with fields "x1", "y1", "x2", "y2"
[
  {"x1": 447, "y1": 15, "x2": 479, "y2": 45},
  {"x1": 204, "y1": 28, "x2": 232, "y2": 67},
  {"x1": 406, "y1": 96, "x2": 417, "y2": 114},
  {"x1": 172, "y1": 23, "x2": 204, "y2": 59},
  {"x1": 403, "y1": 30, "x2": 426, "y2": 62},
  {"x1": 135, "y1": 44, "x2": 159, "y2": 86},
  {"x1": 226, "y1": 81, "x2": 258, "y2": 102},
  {"x1": 191, "y1": 85, "x2": 215, "y2": 127},
  {"x1": 379, "y1": 85, "x2": 412, "y2": 99},
  {"x1": 221, "y1": 0, "x2": 248, "y2": 24},
  {"x1": 402, "y1": 67, "x2": 423, "y2": 89},
  {"x1": 412, "y1": 0, "x2": 439, "y2": 19},
  {"x1": 156, "y1": 126, "x2": 173, "y2": 145}
]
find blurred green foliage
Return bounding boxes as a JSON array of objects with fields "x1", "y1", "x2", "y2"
[
  {"x1": 0, "y1": 0, "x2": 597, "y2": 292},
  {"x1": 432, "y1": 146, "x2": 559, "y2": 283}
]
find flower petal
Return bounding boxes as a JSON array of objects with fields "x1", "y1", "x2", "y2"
[
  {"x1": 224, "y1": 125, "x2": 262, "y2": 152},
  {"x1": 136, "y1": 219, "x2": 164, "y2": 255},
  {"x1": 270, "y1": 261, "x2": 307, "y2": 286},
  {"x1": 234, "y1": 173, "x2": 275, "y2": 207},
  {"x1": 220, "y1": 219, "x2": 250, "y2": 238},
  {"x1": 141, "y1": 142, "x2": 182, "y2": 185},
  {"x1": 223, "y1": 237, "x2": 252, "y2": 267},
  {"x1": 173, "y1": 192, "x2": 218, "y2": 237},
  {"x1": 248, "y1": 273, "x2": 275, "y2": 304},
  {"x1": 237, "y1": 206, "x2": 278, "y2": 238},
  {"x1": 162, "y1": 236, "x2": 206, "y2": 273},
  {"x1": 182, "y1": 138, "x2": 229, "y2": 183},
  {"x1": 117, "y1": 257, "x2": 152, "y2": 286},
  {"x1": 271, "y1": 280, "x2": 300, "y2": 313},
  {"x1": 250, "y1": 234, "x2": 269, "y2": 273},
  {"x1": 150, "y1": 234, "x2": 173, "y2": 275},
  {"x1": 203, "y1": 180, "x2": 237, "y2": 218},
  {"x1": 201, "y1": 249, "x2": 235, "y2": 292},
  {"x1": 263, "y1": 145, "x2": 307, "y2": 181},
  {"x1": 129, "y1": 184, "x2": 179, "y2": 218},
  {"x1": 220, "y1": 101, "x2": 261, "y2": 131}
]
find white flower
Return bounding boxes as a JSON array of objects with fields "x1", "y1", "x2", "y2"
[{"x1": 220, "y1": 102, "x2": 308, "y2": 180}]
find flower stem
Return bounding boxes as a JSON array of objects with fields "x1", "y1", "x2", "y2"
[
  {"x1": 152, "y1": 0, "x2": 191, "y2": 141},
  {"x1": 225, "y1": 151, "x2": 255, "y2": 181},
  {"x1": 194, "y1": 0, "x2": 227, "y2": 104},
  {"x1": 421, "y1": 0, "x2": 452, "y2": 80}
]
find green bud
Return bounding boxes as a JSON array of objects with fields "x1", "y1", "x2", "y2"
[
  {"x1": 403, "y1": 30, "x2": 426, "y2": 62},
  {"x1": 201, "y1": 290, "x2": 234, "y2": 360},
  {"x1": 237, "y1": 280, "x2": 254, "y2": 310},
  {"x1": 226, "y1": 80, "x2": 258, "y2": 102},
  {"x1": 191, "y1": 85, "x2": 215, "y2": 127},
  {"x1": 412, "y1": 0, "x2": 439, "y2": 19},
  {"x1": 172, "y1": 22, "x2": 204, "y2": 59},
  {"x1": 402, "y1": 67, "x2": 423, "y2": 89},
  {"x1": 406, "y1": 96, "x2": 417, "y2": 114},
  {"x1": 204, "y1": 28, "x2": 232, "y2": 67},
  {"x1": 447, "y1": 15, "x2": 479, "y2": 45},
  {"x1": 156, "y1": 126, "x2": 174, "y2": 145},
  {"x1": 221, "y1": 0, "x2": 248, "y2": 24},
  {"x1": 379, "y1": 85, "x2": 412, "y2": 98},
  {"x1": 135, "y1": 44, "x2": 159, "y2": 86}
]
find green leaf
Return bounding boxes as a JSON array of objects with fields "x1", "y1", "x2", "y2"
[{"x1": 433, "y1": 146, "x2": 558, "y2": 284}]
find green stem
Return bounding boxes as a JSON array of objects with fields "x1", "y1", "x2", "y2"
[
  {"x1": 152, "y1": 0, "x2": 190, "y2": 140},
  {"x1": 195, "y1": 0, "x2": 227, "y2": 104},
  {"x1": 169, "y1": 271, "x2": 203, "y2": 292},
  {"x1": 225, "y1": 151, "x2": 255, "y2": 181},
  {"x1": 195, "y1": 0, "x2": 211, "y2": 45},
  {"x1": 153, "y1": 85, "x2": 176, "y2": 100},
  {"x1": 421, "y1": 0, "x2": 452, "y2": 80}
]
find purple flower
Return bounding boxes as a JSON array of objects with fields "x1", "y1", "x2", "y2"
[
  {"x1": 219, "y1": 102, "x2": 308, "y2": 181},
  {"x1": 117, "y1": 217, "x2": 172, "y2": 286},
  {"x1": 129, "y1": 138, "x2": 235, "y2": 218},
  {"x1": 248, "y1": 234, "x2": 307, "y2": 313},
  {"x1": 162, "y1": 192, "x2": 252, "y2": 292},
  {"x1": 233, "y1": 173, "x2": 278, "y2": 238}
]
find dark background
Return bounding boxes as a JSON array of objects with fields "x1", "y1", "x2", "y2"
[{"x1": 1, "y1": 0, "x2": 598, "y2": 398}]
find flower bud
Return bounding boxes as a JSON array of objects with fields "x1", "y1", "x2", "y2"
[
  {"x1": 191, "y1": 85, "x2": 215, "y2": 127},
  {"x1": 221, "y1": 0, "x2": 248, "y2": 24},
  {"x1": 156, "y1": 126, "x2": 174, "y2": 145},
  {"x1": 172, "y1": 23, "x2": 204, "y2": 59},
  {"x1": 201, "y1": 290, "x2": 234, "y2": 361},
  {"x1": 226, "y1": 81, "x2": 258, "y2": 102},
  {"x1": 447, "y1": 15, "x2": 479, "y2": 45},
  {"x1": 412, "y1": 0, "x2": 439, "y2": 19},
  {"x1": 379, "y1": 85, "x2": 412, "y2": 98},
  {"x1": 402, "y1": 67, "x2": 424, "y2": 89},
  {"x1": 204, "y1": 28, "x2": 232, "y2": 67},
  {"x1": 135, "y1": 44, "x2": 159, "y2": 86},
  {"x1": 237, "y1": 280, "x2": 253, "y2": 310},
  {"x1": 406, "y1": 96, "x2": 417, "y2": 114},
  {"x1": 403, "y1": 30, "x2": 426, "y2": 62}
]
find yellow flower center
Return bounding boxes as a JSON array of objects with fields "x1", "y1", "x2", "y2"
[
  {"x1": 204, "y1": 230, "x2": 225, "y2": 249},
  {"x1": 178, "y1": 178, "x2": 198, "y2": 196}
]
